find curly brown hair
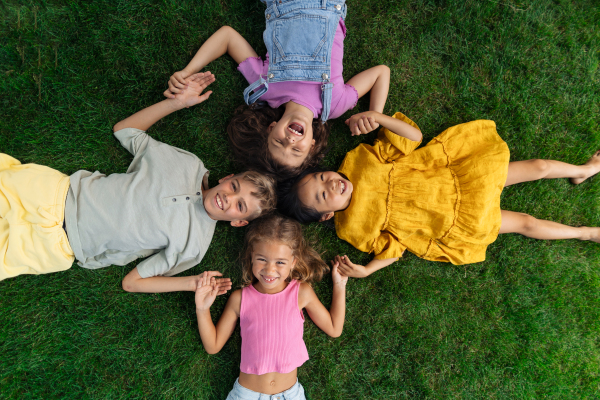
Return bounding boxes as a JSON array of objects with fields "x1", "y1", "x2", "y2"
[
  {"x1": 227, "y1": 104, "x2": 330, "y2": 181},
  {"x1": 240, "y1": 213, "x2": 329, "y2": 287}
]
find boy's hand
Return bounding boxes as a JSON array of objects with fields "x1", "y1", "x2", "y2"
[
  {"x1": 194, "y1": 271, "x2": 232, "y2": 311},
  {"x1": 164, "y1": 69, "x2": 193, "y2": 98},
  {"x1": 170, "y1": 72, "x2": 216, "y2": 109},
  {"x1": 331, "y1": 259, "x2": 349, "y2": 287},
  {"x1": 335, "y1": 255, "x2": 369, "y2": 278},
  {"x1": 345, "y1": 111, "x2": 380, "y2": 136}
]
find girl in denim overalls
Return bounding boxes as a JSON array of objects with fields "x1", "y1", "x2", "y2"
[{"x1": 165, "y1": 0, "x2": 391, "y2": 179}]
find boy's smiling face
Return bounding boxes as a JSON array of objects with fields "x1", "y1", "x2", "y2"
[{"x1": 203, "y1": 174, "x2": 262, "y2": 226}]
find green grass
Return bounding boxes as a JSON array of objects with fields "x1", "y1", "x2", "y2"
[{"x1": 1, "y1": 0, "x2": 600, "y2": 398}]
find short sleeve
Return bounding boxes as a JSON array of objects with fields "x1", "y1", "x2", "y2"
[
  {"x1": 136, "y1": 250, "x2": 171, "y2": 278},
  {"x1": 113, "y1": 128, "x2": 152, "y2": 156},
  {"x1": 368, "y1": 231, "x2": 406, "y2": 260},
  {"x1": 328, "y1": 84, "x2": 359, "y2": 119},
  {"x1": 373, "y1": 112, "x2": 422, "y2": 162}
]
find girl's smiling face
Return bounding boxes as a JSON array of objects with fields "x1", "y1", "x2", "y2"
[
  {"x1": 252, "y1": 240, "x2": 297, "y2": 294},
  {"x1": 296, "y1": 171, "x2": 353, "y2": 221}
]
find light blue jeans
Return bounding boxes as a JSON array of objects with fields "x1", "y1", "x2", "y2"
[{"x1": 226, "y1": 378, "x2": 306, "y2": 400}]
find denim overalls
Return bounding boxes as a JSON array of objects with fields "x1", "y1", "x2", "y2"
[{"x1": 243, "y1": 0, "x2": 347, "y2": 122}]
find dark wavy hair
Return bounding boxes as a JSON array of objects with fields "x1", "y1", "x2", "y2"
[
  {"x1": 276, "y1": 167, "x2": 327, "y2": 223},
  {"x1": 227, "y1": 104, "x2": 330, "y2": 181}
]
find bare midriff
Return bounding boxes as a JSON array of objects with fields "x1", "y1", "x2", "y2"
[{"x1": 238, "y1": 369, "x2": 298, "y2": 395}]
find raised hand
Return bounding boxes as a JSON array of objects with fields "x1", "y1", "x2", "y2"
[
  {"x1": 164, "y1": 70, "x2": 193, "y2": 98},
  {"x1": 169, "y1": 72, "x2": 216, "y2": 108},
  {"x1": 194, "y1": 271, "x2": 232, "y2": 311},
  {"x1": 345, "y1": 111, "x2": 381, "y2": 136},
  {"x1": 335, "y1": 255, "x2": 369, "y2": 278},
  {"x1": 331, "y1": 259, "x2": 349, "y2": 287}
]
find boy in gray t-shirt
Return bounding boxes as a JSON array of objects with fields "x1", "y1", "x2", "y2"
[{"x1": 1, "y1": 73, "x2": 276, "y2": 294}]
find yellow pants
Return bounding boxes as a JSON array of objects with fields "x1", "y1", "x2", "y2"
[{"x1": 0, "y1": 154, "x2": 74, "y2": 281}]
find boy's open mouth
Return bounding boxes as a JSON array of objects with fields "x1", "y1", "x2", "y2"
[
  {"x1": 287, "y1": 123, "x2": 304, "y2": 136},
  {"x1": 215, "y1": 194, "x2": 223, "y2": 210}
]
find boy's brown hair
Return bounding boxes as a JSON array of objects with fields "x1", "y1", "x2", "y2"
[
  {"x1": 240, "y1": 213, "x2": 329, "y2": 286},
  {"x1": 238, "y1": 171, "x2": 277, "y2": 220}
]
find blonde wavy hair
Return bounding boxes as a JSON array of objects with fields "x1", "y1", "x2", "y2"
[
  {"x1": 241, "y1": 213, "x2": 329, "y2": 287},
  {"x1": 236, "y1": 171, "x2": 277, "y2": 220}
]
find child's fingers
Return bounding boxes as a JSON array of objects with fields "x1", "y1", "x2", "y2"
[
  {"x1": 168, "y1": 81, "x2": 183, "y2": 94},
  {"x1": 163, "y1": 89, "x2": 175, "y2": 99},
  {"x1": 198, "y1": 91, "x2": 213, "y2": 103},
  {"x1": 170, "y1": 76, "x2": 187, "y2": 90},
  {"x1": 206, "y1": 271, "x2": 223, "y2": 278}
]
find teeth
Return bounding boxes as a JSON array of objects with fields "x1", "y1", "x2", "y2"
[
  {"x1": 263, "y1": 276, "x2": 277, "y2": 282},
  {"x1": 341, "y1": 181, "x2": 345, "y2": 194},
  {"x1": 216, "y1": 195, "x2": 223, "y2": 209}
]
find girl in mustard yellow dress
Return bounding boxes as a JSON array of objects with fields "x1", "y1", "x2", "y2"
[{"x1": 277, "y1": 111, "x2": 600, "y2": 277}]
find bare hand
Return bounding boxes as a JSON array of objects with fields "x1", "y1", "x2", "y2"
[
  {"x1": 331, "y1": 259, "x2": 349, "y2": 287},
  {"x1": 164, "y1": 70, "x2": 193, "y2": 98},
  {"x1": 194, "y1": 271, "x2": 232, "y2": 311},
  {"x1": 171, "y1": 72, "x2": 215, "y2": 109},
  {"x1": 345, "y1": 111, "x2": 380, "y2": 136},
  {"x1": 335, "y1": 255, "x2": 369, "y2": 278}
]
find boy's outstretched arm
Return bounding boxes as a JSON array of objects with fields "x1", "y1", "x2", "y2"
[
  {"x1": 113, "y1": 72, "x2": 215, "y2": 132},
  {"x1": 122, "y1": 268, "x2": 232, "y2": 293}
]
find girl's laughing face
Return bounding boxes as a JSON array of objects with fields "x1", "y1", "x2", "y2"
[
  {"x1": 296, "y1": 171, "x2": 353, "y2": 220},
  {"x1": 267, "y1": 114, "x2": 315, "y2": 168}
]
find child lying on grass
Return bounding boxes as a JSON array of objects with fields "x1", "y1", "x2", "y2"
[
  {"x1": 278, "y1": 110, "x2": 600, "y2": 277},
  {"x1": 0, "y1": 72, "x2": 276, "y2": 294},
  {"x1": 194, "y1": 214, "x2": 347, "y2": 399}
]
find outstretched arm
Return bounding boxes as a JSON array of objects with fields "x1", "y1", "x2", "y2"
[
  {"x1": 114, "y1": 72, "x2": 215, "y2": 132},
  {"x1": 335, "y1": 255, "x2": 398, "y2": 278},
  {"x1": 165, "y1": 26, "x2": 258, "y2": 98},
  {"x1": 347, "y1": 65, "x2": 390, "y2": 112},
  {"x1": 300, "y1": 262, "x2": 348, "y2": 338},
  {"x1": 345, "y1": 111, "x2": 422, "y2": 141},
  {"x1": 195, "y1": 275, "x2": 241, "y2": 354},
  {"x1": 122, "y1": 268, "x2": 232, "y2": 293}
]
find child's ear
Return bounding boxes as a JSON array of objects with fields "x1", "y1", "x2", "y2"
[
  {"x1": 267, "y1": 121, "x2": 277, "y2": 133},
  {"x1": 218, "y1": 174, "x2": 234, "y2": 184},
  {"x1": 230, "y1": 220, "x2": 249, "y2": 227},
  {"x1": 319, "y1": 212, "x2": 334, "y2": 222}
]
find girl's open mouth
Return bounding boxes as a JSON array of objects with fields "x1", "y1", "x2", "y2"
[
  {"x1": 340, "y1": 180, "x2": 346, "y2": 194},
  {"x1": 262, "y1": 275, "x2": 278, "y2": 283},
  {"x1": 287, "y1": 123, "x2": 304, "y2": 136}
]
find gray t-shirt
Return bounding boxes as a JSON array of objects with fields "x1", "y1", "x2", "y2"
[{"x1": 64, "y1": 128, "x2": 217, "y2": 278}]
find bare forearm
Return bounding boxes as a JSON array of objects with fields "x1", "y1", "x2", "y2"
[
  {"x1": 122, "y1": 274, "x2": 198, "y2": 293},
  {"x1": 184, "y1": 26, "x2": 257, "y2": 74},
  {"x1": 327, "y1": 284, "x2": 347, "y2": 337},
  {"x1": 113, "y1": 99, "x2": 183, "y2": 132},
  {"x1": 196, "y1": 309, "x2": 222, "y2": 354},
  {"x1": 365, "y1": 257, "x2": 398, "y2": 276},
  {"x1": 374, "y1": 113, "x2": 422, "y2": 142}
]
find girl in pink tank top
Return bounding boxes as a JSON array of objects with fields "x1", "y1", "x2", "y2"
[{"x1": 194, "y1": 214, "x2": 348, "y2": 399}]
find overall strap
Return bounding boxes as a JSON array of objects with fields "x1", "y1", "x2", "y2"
[
  {"x1": 321, "y1": 80, "x2": 334, "y2": 122},
  {"x1": 243, "y1": 76, "x2": 269, "y2": 105}
]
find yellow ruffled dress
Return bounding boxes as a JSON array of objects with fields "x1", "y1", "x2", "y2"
[{"x1": 334, "y1": 112, "x2": 510, "y2": 265}]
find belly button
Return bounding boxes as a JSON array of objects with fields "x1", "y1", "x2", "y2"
[{"x1": 270, "y1": 380, "x2": 276, "y2": 386}]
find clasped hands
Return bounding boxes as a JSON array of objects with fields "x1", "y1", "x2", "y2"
[{"x1": 164, "y1": 71, "x2": 215, "y2": 109}]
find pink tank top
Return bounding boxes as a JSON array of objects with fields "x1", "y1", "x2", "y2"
[{"x1": 239, "y1": 280, "x2": 309, "y2": 375}]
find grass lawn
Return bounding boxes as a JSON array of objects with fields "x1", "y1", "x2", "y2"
[{"x1": 1, "y1": 0, "x2": 599, "y2": 398}]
